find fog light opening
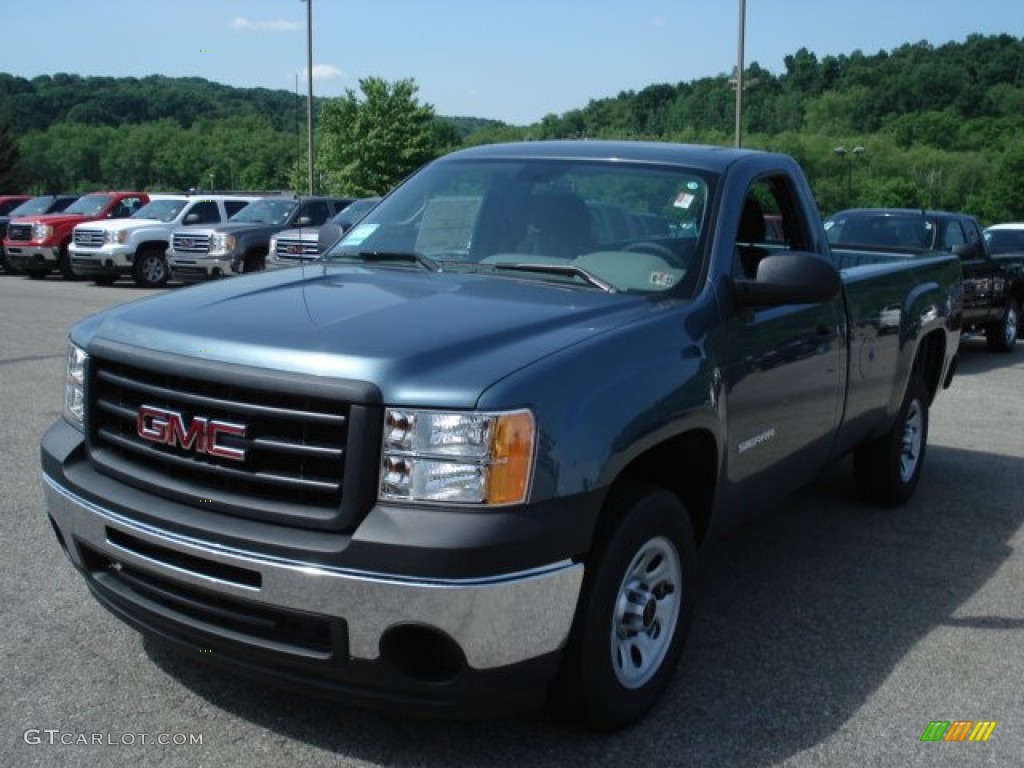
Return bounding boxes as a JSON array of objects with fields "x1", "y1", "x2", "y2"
[
  {"x1": 49, "y1": 516, "x2": 69, "y2": 556},
  {"x1": 379, "y1": 624, "x2": 466, "y2": 684}
]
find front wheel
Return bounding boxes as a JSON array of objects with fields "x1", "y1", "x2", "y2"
[
  {"x1": 552, "y1": 484, "x2": 697, "y2": 729},
  {"x1": 854, "y1": 374, "x2": 929, "y2": 505},
  {"x1": 133, "y1": 247, "x2": 169, "y2": 288},
  {"x1": 58, "y1": 244, "x2": 76, "y2": 280},
  {"x1": 985, "y1": 297, "x2": 1019, "y2": 353},
  {"x1": 242, "y1": 251, "x2": 266, "y2": 273}
]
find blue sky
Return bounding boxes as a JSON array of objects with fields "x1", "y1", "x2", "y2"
[{"x1": 2, "y1": 0, "x2": 1022, "y2": 125}]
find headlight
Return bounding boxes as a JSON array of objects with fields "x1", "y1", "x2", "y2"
[
  {"x1": 64, "y1": 342, "x2": 88, "y2": 430},
  {"x1": 269, "y1": 236, "x2": 279, "y2": 255},
  {"x1": 33, "y1": 223, "x2": 53, "y2": 241},
  {"x1": 104, "y1": 229, "x2": 129, "y2": 244},
  {"x1": 209, "y1": 233, "x2": 236, "y2": 256},
  {"x1": 380, "y1": 408, "x2": 535, "y2": 505}
]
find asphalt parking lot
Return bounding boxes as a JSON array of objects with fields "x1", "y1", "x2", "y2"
[{"x1": 1, "y1": 273, "x2": 1021, "y2": 768}]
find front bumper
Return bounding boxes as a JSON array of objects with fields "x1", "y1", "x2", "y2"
[
  {"x1": 5, "y1": 244, "x2": 60, "y2": 270},
  {"x1": 167, "y1": 254, "x2": 232, "y2": 281},
  {"x1": 41, "y1": 421, "x2": 586, "y2": 715},
  {"x1": 69, "y1": 245, "x2": 134, "y2": 277}
]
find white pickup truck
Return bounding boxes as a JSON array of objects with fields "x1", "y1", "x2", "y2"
[{"x1": 69, "y1": 193, "x2": 260, "y2": 287}]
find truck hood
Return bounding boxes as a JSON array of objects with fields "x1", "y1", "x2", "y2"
[
  {"x1": 76, "y1": 265, "x2": 657, "y2": 406},
  {"x1": 15, "y1": 213, "x2": 94, "y2": 227},
  {"x1": 206, "y1": 222, "x2": 279, "y2": 236},
  {"x1": 273, "y1": 227, "x2": 319, "y2": 242},
  {"x1": 75, "y1": 218, "x2": 163, "y2": 233}
]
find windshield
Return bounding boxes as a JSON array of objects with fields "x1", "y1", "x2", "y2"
[
  {"x1": 985, "y1": 228, "x2": 1024, "y2": 255},
  {"x1": 64, "y1": 194, "x2": 113, "y2": 216},
  {"x1": 229, "y1": 199, "x2": 298, "y2": 225},
  {"x1": 9, "y1": 196, "x2": 68, "y2": 217},
  {"x1": 131, "y1": 198, "x2": 187, "y2": 222},
  {"x1": 324, "y1": 158, "x2": 712, "y2": 295}
]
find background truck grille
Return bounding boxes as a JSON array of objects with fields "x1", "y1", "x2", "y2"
[
  {"x1": 74, "y1": 229, "x2": 105, "y2": 248},
  {"x1": 86, "y1": 351, "x2": 380, "y2": 531},
  {"x1": 273, "y1": 237, "x2": 318, "y2": 261},
  {"x1": 172, "y1": 232, "x2": 211, "y2": 255},
  {"x1": 7, "y1": 223, "x2": 32, "y2": 241}
]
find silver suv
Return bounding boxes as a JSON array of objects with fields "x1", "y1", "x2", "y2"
[{"x1": 70, "y1": 194, "x2": 260, "y2": 287}]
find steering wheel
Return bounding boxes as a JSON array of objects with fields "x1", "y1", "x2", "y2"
[{"x1": 622, "y1": 241, "x2": 687, "y2": 268}]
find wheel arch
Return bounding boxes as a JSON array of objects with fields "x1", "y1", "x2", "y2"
[
  {"x1": 913, "y1": 329, "x2": 948, "y2": 406},
  {"x1": 600, "y1": 428, "x2": 718, "y2": 547}
]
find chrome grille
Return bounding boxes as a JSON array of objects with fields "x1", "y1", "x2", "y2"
[
  {"x1": 86, "y1": 352, "x2": 378, "y2": 531},
  {"x1": 7, "y1": 223, "x2": 32, "y2": 241},
  {"x1": 274, "y1": 237, "x2": 318, "y2": 261},
  {"x1": 74, "y1": 228, "x2": 105, "y2": 248},
  {"x1": 172, "y1": 232, "x2": 210, "y2": 255}
]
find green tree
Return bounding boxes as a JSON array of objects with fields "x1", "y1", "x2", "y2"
[
  {"x1": 0, "y1": 95, "x2": 21, "y2": 191},
  {"x1": 319, "y1": 77, "x2": 437, "y2": 196}
]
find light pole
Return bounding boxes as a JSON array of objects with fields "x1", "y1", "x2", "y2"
[
  {"x1": 734, "y1": 0, "x2": 746, "y2": 148},
  {"x1": 301, "y1": 0, "x2": 314, "y2": 195},
  {"x1": 834, "y1": 145, "x2": 864, "y2": 206}
]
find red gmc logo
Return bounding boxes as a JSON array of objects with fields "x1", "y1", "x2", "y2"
[{"x1": 136, "y1": 405, "x2": 247, "y2": 461}]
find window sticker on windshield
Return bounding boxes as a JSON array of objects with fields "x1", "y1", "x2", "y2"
[
  {"x1": 673, "y1": 193, "x2": 695, "y2": 209},
  {"x1": 649, "y1": 271, "x2": 675, "y2": 287},
  {"x1": 345, "y1": 223, "x2": 379, "y2": 246}
]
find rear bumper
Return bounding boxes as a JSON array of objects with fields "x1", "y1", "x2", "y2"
[{"x1": 41, "y1": 420, "x2": 586, "y2": 715}]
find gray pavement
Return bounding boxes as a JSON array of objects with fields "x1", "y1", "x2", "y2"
[{"x1": 1, "y1": 273, "x2": 1021, "y2": 767}]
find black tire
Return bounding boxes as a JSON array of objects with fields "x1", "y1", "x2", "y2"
[
  {"x1": 854, "y1": 373, "x2": 929, "y2": 505},
  {"x1": 58, "y1": 243, "x2": 76, "y2": 280},
  {"x1": 133, "y1": 246, "x2": 169, "y2": 288},
  {"x1": 243, "y1": 251, "x2": 266, "y2": 273},
  {"x1": 985, "y1": 297, "x2": 1019, "y2": 354},
  {"x1": 25, "y1": 269, "x2": 47, "y2": 280},
  {"x1": 552, "y1": 484, "x2": 697, "y2": 729}
]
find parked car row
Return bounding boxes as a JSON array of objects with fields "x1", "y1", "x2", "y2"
[
  {"x1": 824, "y1": 208, "x2": 1024, "y2": 353},
  {"x1": 0, "y1": 192, "x2": 381, "y2": 288}
]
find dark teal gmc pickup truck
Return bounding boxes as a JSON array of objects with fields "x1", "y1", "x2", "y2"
[{"x1": 41, "y1": 141, "x2": 961, "y2": 728}]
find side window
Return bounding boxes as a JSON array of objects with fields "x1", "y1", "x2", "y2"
[
  {"x1": 187, "y1": 201, "x2": 220, "y2": 224},
  {"x1": 299, "y1": 201, "x2": 330, "y2": 226},
  {"x1": 112, "y1": 197, "x2": 144, "y2": 218},
  {"x1": 224, "y1": 200, "x2": 250, "y2": 218},
  {"x1": 734, "y1": 175, "x2": 804, "y2": 278},
  {"x1": 942, "y1": 221, "x2": 967, "y2": 250}
]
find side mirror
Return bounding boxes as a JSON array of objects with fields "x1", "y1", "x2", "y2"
[
  {"x1": 317, "y1": 222, "x2": 344, "y2": 254},
  {"x1": 952, "y1": 241, "x2": 984, "y2": 259},
  {"x1": 184, "y1": 213, "x2": 200, "y2": 224},
  {"x1": 734, "y1": 251, "x2": 841, "y2": 308}
]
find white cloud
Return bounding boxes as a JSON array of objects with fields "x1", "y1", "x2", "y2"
[
  {"x1": 230, "y1": 17, "x2": 302, "y2": 32},
  {"x1": 301, "y1": 64, "x2": 345, "y2": 81}
]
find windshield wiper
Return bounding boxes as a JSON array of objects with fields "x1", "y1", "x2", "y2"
[
  {"x1": 490, "y1": 262, "x2": 616, "y2": 292},
  {"x1": 354, "y1": 250, "x2": 442, "y2": 272}
]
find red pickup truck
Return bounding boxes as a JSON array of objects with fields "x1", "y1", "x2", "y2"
[{"x1": 4, "y1": 191, "x2": 149, "y2": 279}]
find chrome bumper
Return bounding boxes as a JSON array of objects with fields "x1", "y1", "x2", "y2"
[{"x1": 43, "y1": 474, "x2": 584, "y2": 670}]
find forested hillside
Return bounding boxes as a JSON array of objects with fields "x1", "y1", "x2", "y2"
[{"x1": 1, "y1": 33, "x2": 1022, "y2": 221}]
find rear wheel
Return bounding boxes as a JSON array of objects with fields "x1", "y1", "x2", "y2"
[
  {"x1": 855, "y1": 373, "x2": 929, "y2": 505},
  {"x1": 133, "y1": 246, "x2": 169, "y2": 288},
  {"x1": 985, "y1": 297, "x2": 1019, "y2": 353},
  {"x1": 552, "y1": 484, "x2": 696, "y2": 729}
]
